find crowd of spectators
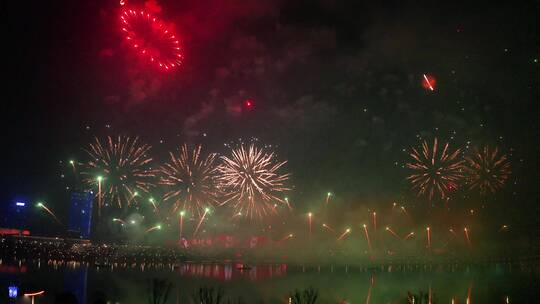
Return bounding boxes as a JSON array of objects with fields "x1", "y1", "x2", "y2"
[{"x1": 0, "y1": 236, "x2": 198, "y2": 265}]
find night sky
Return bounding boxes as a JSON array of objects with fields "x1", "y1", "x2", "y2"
[{"x1": 4, "y1": 0, "x2": 540, "y2": 227}]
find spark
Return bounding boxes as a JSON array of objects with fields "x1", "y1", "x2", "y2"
[
  {"x1": 280, "y1": 233, "x2": 294, "y2": 241},
  {"x1": 422, "y1": 74, "x2": 435, "y2": 91},
  {"x1": 363, "y1": 224, "x2": 372, "y2": 252},
  {"x1": 400, "y1": 206, "x2": 410, "y2": 217},
  {"x1": 193, "y1": 207, "x2": 210, "y2": 237},
  {"x1": 179, "y1": 210, "x2": 185, "y2": 240},
  {"x1": 385, "y1": 226, "x2": 399, "y2": 239},
  {"x1": 403, "y1": 231, "x2": 415, "y2": 240},
  {"x1": 322, "y1": 223, "x2": 335, "y2": 232},
  {"x1": 218, "y1": 144, "x2": 290, "y2": 218},
  {"x1": 69, "y1": 159, "x2": 77, "y2": 176},
  {"x1": 112, "y1": 218, "x2": 126, "y2": 225},
  {"x1": 326, "y1": 192, "x2": 332, "y2": 204},
  {"x1": 145, "y1": 224, "x2": 162, "y2": 233},
  {"x1": 372, "y1": 211, "x2": 377, "y2": 230},
  {"x1": 464, "y1": 227, "x2": 471, "y2": 245},
  {"x1": 337, "y1": 228, "x2": 351, "y2": 241},
  {"x1": 308, "y1": 212, "x2": 313, "y2": 236},
  {"x1": 284, "y1": 197, "x2": 291, "y2": 210},
  {"x1": 36, "y1": 202, "x2": 63, "y2": 226},
  {"x1": 148, "y1": 197, "x2": 159, "y2": 213},
  {"x1": 406, "y1": 138, "x2": 464, "y2": 200},
  {"x1": 231, "y1": 211, "x2": 243, "y2": 220}
]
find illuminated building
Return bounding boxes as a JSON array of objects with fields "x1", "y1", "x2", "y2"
[{"x1": 68, "y1": 191, "x2": 93, "y2": 239}]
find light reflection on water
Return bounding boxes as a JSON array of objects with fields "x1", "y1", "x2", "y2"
[{"x1": 1, "y1": 260, "x2": 536, "y2": 303}]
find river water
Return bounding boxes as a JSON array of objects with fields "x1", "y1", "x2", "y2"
[{"x1": 1, "y1": 261, "x2": 538, "y2": 303}]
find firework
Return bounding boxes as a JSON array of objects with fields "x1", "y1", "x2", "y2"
[
  {"x1": 426, "y1": 227, "x2": 431, "y2": 248},
  {"x1": 403, "y1": 231, "x2": 415, "y2": 240},
  {"x1": 145, "y1": 224, "x2": 162, "y2": 233},
  {"x1": 464, "y1": 227, "x2": 471, "y2": 245},
  {"x1": 280, "y1": 233, "x2": 294, "y2": 241},
  {"x1": 120, "y1": 9, "x2": 182, "y2": 70},
  {"x1": 422, "y1": 74, "x2": 436, "y2": 91},
  {"x1": 406, "y1": 138, "x2": 465, "y2": 200},
  {"x1": 363, "y1": 224, "x2": 372, "y2": 252},
  {"x1": 326, "y1": 192, "x2": 332, "y2": 204},
  {"x1": 82, "y1": 136, "x2": 155, "y2": 211},
  {"x1": 218, "y1": 144, "x2": 290, "y2": 218},
  {"x1": 322, "y1": 223, "x2": 335, "y2": 232},
  {"x1": 69, "y1": 159, "x2": 77, "y2": 176},
  {"x1": 193, "y1": 207, "x2": 210, "y2": 237},
  {"x1": 148, "y1": 197, "x2": 159, "y2": 213},
  {"x1": 36, "y1": 202, "x2": 63, "y2": 226},
  {"x1": 308, "y1": 212, "x2": 313, "y2": 236},
  {"x1": 179, "y1": 210, "x2": 185, "y2": 240},
  {"x1": 112, "y1": 218, "x2": 126, "y2": 225},
  {"x1": 337, "y1": 228, "x2": 351, "y2": 241},
  {"x1": 400, "y1": 205, "x2": 411, "y2": 218},
  {"x1": 160, "y1": 144, "x2": 221, "y2": 217},
  {"x1": 385, "y1": 226, "x2": 399, "y2": 239},
  {"x1": 464, "y1": 146, "x2": 511, "y2": 194}
]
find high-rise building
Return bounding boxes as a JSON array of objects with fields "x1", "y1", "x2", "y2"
[
  {"x1": 1, "y1": 199, "x2": 28, "y2": 228},
  {"x1": 68, "y1": 191, "x2": 94, "y2": 239},
  {"x1": 0, "y1": 199, "x2": 30, "y2": 235}
]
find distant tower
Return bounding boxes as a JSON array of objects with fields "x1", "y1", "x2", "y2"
[
  {"x1": 0, "y1": 199, "x2": 29, "y2": 232},
  {"x1": 68, "y1": 191, "x2": 93, "y2": 239}
]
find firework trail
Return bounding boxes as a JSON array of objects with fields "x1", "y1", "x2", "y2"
[
  {"x1": 337, "y1": 228, "x2": 351, "y2": 241},
  {"x1": 37, "y1": 202, "x2": 63, "y2": 226},
  {"x1": 322, "y1": 223, "x2": 335, "y2": 232},
  {"x1": 82, "y1": 136, "x2": 155, "y2": 211},
  {"x1": 403, "y1": 231, "x2": 415, "y2": 240},
  {"x1": 112, "y1": 218, "x2": 126, "y2": 225},
  {"x1": 280, "y1": 233, "x2": 294, "y2": 241},
  {"x1": 385, "y1": 226, "x2": 400, "y2": 239},
  {"x1": 406, "y1": 138, "x2": 464, "y2": 200},
  {"x1": 193, "y1": 207, "x2": 210, "y2": 237},
  {"x1": 363, "y1": 224, "x2": 372, "y2": 252},
  {"x1": 160, "y1": 144, "x2": 221, "y2": 217},
  {"x1": 426, "y1": 227, "x2": 431, "y2": 248},
  {"x1": 464, "y1": 227, "x2": 471, "y2": 245},
  {"x1": 464, "y1": 146, "x2": 511, "y2": 195},
  {"x1": 145, "y1": 224, "x2": 162, "y2": 233},
  {"x1": 218, "y1": 144, "x2": 290, "y2": 218}
]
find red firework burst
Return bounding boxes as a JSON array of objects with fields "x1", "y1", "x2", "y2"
[
  {"x1": 120, "y1": 9, "x2": 182, "y2": 71},
  {"x1": 406, "y1": 138, "x2": 464, "y2": 200}
]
